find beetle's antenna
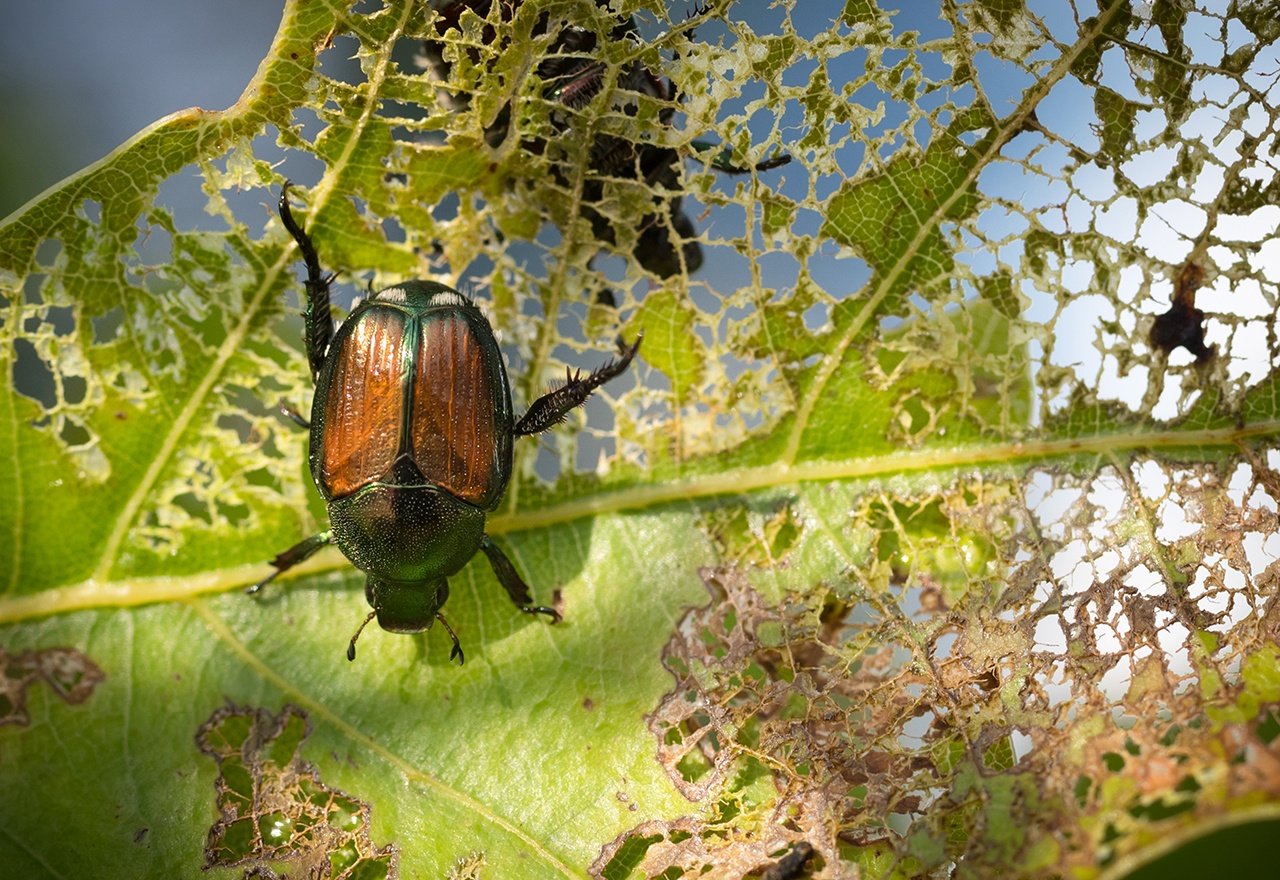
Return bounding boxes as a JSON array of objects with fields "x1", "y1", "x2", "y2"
[
  {"x1": 346, "y1": 610, "x2": 377, "y2": 662},
  {"x1": 436, "y1": 613, "x2": 465, "y2": 665}
]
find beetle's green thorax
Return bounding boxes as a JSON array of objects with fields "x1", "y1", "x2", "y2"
[
  {"x1": 365, "y1": 576, "x2": 449, "y2": 633},
  {"x1": 329, "y1": 483, "x2": 485, "y2": 585},
  {"x1": 371, "y1": 280, "x2": 472, "y2": 310}
]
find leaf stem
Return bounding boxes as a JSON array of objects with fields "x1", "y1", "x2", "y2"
[{"x1": 6, "y1": 420, "x2": 1276, "y2": 625}]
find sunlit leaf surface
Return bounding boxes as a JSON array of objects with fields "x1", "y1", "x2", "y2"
[{"x1": 2, "y1": 1, "x2": 1279, "y2": 877}]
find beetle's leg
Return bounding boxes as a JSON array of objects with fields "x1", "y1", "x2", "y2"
[
  {"x1": 278, "y1": 401, "x2": 311, "y2": 430},
  {"x1": 246, "y1": 530, "x2": 333, "y2": 595},
  {"x1": 436, "y1": 613, "x2": 465, "y2": 665},
  {"x1": 278, "y1": 182, "x2": 336, "y2": 382},
  {"x1": 479, "y1": 536, "x2": 562, "y2": 623},
  {"x1": 513, "y1": 334, "x2": 643, "y2": 436},
  {"x1": 689, "y1": 139, "x2": 792, "y2": 175}
]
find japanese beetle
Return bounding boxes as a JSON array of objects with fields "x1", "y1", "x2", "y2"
[
  {"x1": 421, "y1": 0, "x2": 789, "y2": 283},
  {"x1": 251, "y1": 183, "x2": 641, "y2": 663}
]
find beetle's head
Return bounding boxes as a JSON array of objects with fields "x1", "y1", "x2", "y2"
[
  {"x1": 345, "y1": 577, "x2": 454, "y2": 662},
  {"x1": 365, "y1": 576, "x2": 449, "y2": 633}
]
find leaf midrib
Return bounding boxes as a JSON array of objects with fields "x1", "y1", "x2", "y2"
[{"x1": 7, "y1": 420, "x2": 1276, "y2": 625}]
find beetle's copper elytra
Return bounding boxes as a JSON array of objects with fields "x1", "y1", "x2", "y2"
[{"x1": 317, "y1": 301, "x2": 505, "y2": 504}]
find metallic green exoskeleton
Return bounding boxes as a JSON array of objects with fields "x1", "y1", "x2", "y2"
[{"x1": 251, "y1": 183, "x2": 641, "y2": 663}]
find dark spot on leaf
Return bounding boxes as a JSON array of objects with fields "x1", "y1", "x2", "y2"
[
  {"x1": 582, "y1": 697, "x2": 595, "y2": 711},
  {"x1": 196, "y1": 704, "x2": 398, "y2": 878},
  {"x1": 0, "y1": 647, "x2": 105, "y2": 727},
  {"x1": 133, "y1": 827, "x2": 149, "y2": 844}
]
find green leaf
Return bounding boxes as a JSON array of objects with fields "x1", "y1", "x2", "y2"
[{"x1": 3, "y1": 1, "x2": 1279, "y2": 878}]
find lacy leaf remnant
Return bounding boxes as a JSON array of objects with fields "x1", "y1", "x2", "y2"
[
  {"x1": 0, "y1": 647, "x2": 104, "y2": 727},
  {"x1": 610, "y1": 452, "x2": 1280, "y2": 878},
  {"x1": 197, "y1": 704, "x2": 397, "y2": 880},
  {"x1": 593, "y1": 816, "x2": 823, "y2": 880}
]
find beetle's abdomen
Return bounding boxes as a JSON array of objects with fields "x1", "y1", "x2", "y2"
[
  {"x1": 319, "y1": 308, "x2": 409, "y2": 499},
  {"x1": 412, "y1": 312, "x2": 502, "y2": 505},
  {"x1": 313, "y1": 288, "x2": 513, "y2": 509}
]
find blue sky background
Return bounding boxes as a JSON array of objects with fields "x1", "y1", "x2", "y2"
[{"x1": 0, "y1": 0, "x2": 280, "y2": 216}]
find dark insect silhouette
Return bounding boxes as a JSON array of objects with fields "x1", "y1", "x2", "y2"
[
  {"x1": 758, "y1": 841, "x2": 816, "y2": 880},
  {"x1": 1150, "y1": 261, "x2": 1214, "y2": 362},
  {"x1": 421, "y1": 0, "x2": 789, "y2": 287}
]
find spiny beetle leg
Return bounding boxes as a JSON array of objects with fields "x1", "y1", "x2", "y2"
[
  {"x1": 246, "y1": 531, "x2": 333, "y2": 595},
  {"x1": 479, "y1": 536, "x2": 562, "y2": 623},
  {"x1": 513, "y1": 334, "x2": 642, "y2": 437},
  {"x1": 436, "y1": 613, "x2": 464, "y2": 665},
  {"x1": 278, "y1": 181, "x2": 336, "y2": 382}
]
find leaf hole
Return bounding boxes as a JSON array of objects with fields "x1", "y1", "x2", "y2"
[
  {"x1": 12, "y1": 338, "x2": 57, "y2": 410},
  {"x1": 91, "y1": 306, "x2": 125, "y2": 344}
]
